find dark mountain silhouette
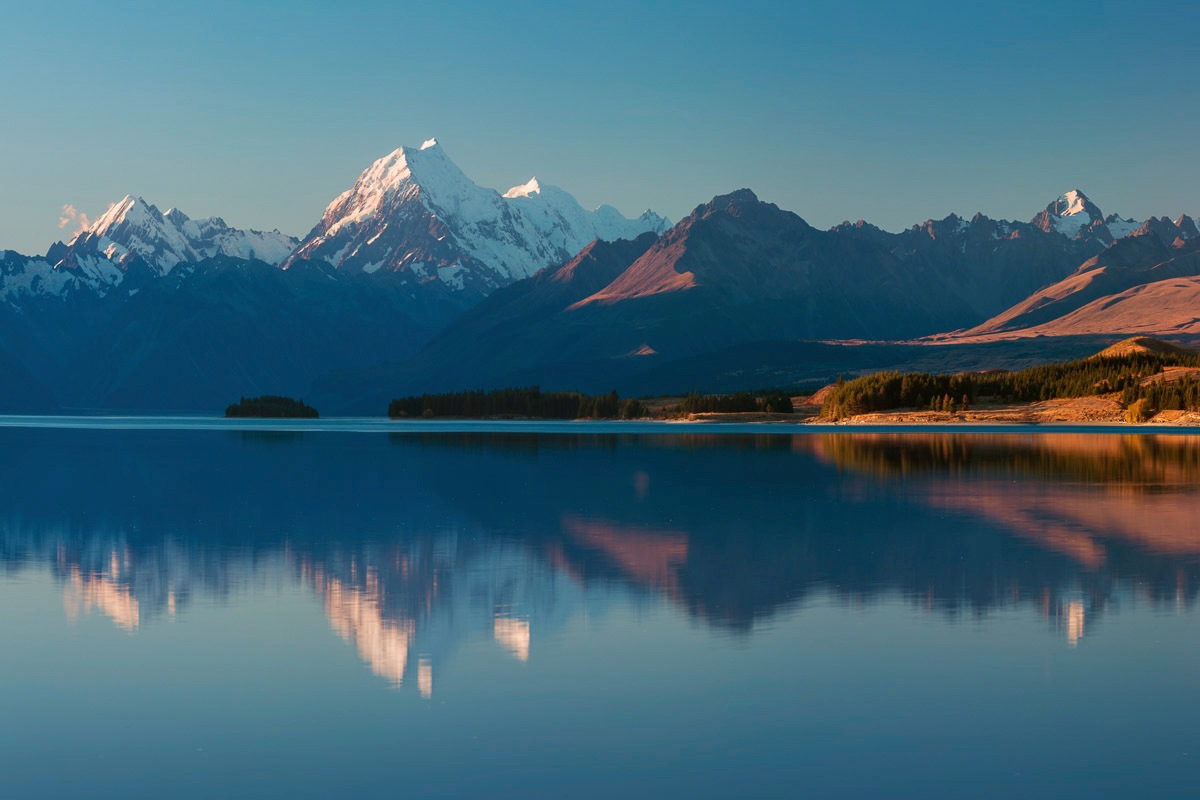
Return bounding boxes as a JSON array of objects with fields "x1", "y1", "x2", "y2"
[{"x1": 63, "y1": 257, "x2": 466, "y2": 411}]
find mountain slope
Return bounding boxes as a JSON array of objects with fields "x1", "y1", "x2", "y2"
[
  {"x1": 959, "y1": 233, "x2": 1200, "y2": 339},
  {"x1": 978, "y1": 277, "x2": 1200, "y2": 339},
  {"x1": 66, "y1": 257, "x2": 465, "y2": 411},
  {"x1": 0, "y1": 339, "x2": 56, "y2": 411},
  {"x1": 822, "y1": 210, "x2": 1096, "y2": 321},
  {"x1": 283, "y1": 138, "x2": 669, "y2": 298},
  {"x1": 561, "y1": 189, "x2": 983, "y2": 341}
]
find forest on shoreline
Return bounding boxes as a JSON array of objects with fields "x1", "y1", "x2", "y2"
[
  {"x1": 386, "y1": 387, "x2": 793, "y2": 420},
  {"x1": 819, "y1": 345, "x2": 1200, "y2": 422}
]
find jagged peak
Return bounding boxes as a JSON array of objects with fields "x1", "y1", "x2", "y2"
[
  {"x1": 292, "y1": 141, "x2": 669, "y2": 285},
  {"x1": 349, "y1": 139, "x2": 465, "y2": 194},
  {"x1": 830, "y1": 219, "x2": 888, "y2": 238},
  {"x1": 88, "y1": 194, "x2": 154, "y2": 234},
  {"x1": 1130, "y1": 215, "x2": 1188, "y2": 246},
  {"x1": 56, "y1": 193, "x2": 298, "y2": 273},
  {"x1": 1031, "y1": 188, "x2": 1105, "y2": 238},
  {"x1": 1175, "y1": 214, "x2": 1200, "y2": 239},
  {"x1": 691, "y1": 189, "x2": 759, "y2": 218},
  {"x1": 718, "y1": 188, "x2": 759, "y2": 204},
  {"x1": 636, "y1": 209, "x2": 671, "y2": 233}
]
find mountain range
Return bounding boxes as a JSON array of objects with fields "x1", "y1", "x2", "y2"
[
  {"x1": 947, "y1": 214, "x2": 1200, "y2": 341},
  {"x1": 1, "y1": 139, "x2": 1196, "y2": 413},
  {"x1": 282, "y1": 138, "x2": 669, "y2": 298},
  {"x1": 315, "y1": 187, "x2": 1200, "y2": 409}
]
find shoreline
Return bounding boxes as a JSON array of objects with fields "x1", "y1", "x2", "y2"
[{"x1": 1, "y1": 413, "x2": 1199, "y2": 435}]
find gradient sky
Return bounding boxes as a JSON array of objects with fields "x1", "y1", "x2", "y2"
[{"x1": 2, "y1": 0, "x2": 1197, "y2": 255}]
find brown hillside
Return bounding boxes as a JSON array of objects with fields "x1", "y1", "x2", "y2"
[{"x1": 1092, "y1": 336, "x2": 1199, "y2": 359}]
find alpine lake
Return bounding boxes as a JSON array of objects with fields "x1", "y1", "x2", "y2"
[{"x1": 1, "y1": 418, "x2": 1196, "y2": 799}]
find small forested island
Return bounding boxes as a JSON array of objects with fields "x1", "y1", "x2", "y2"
[
  {"x1": 387, "y1": 386, "x2": 794, "y2": 420},
  {"x1": 818, "y1": 337, "x2": 1200, "y2": 424},
  {"x1": 225, "y1": 395, "x2": 319, "y2": 418}
]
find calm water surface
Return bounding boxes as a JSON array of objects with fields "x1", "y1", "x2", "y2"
[{"x1": 1, "y1": 422, "x2": 1197, "y2": 798}]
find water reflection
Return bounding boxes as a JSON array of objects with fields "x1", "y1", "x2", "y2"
[
  {"x1": 318, "y1": 572, "x2": 415, "y2": 686},
  {"x1": 1, "y1": 428, "x2": 1198, "y2": 689},
  {"x1": 819, "y1": 433, "x2": 1200, "y2": 565},
  {"x1": 64, "y1": 564, "x2": 141, "y2": 631}
]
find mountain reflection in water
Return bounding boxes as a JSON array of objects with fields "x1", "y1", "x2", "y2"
[{"x1": 1, "y1": 428, "x2": 1197, "y2": 690}]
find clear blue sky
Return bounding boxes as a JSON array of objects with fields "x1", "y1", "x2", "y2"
[{"x1": 2, "y1": 0, "x2": 1197, "y2": 254}]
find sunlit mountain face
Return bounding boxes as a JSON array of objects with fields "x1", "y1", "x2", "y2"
[{"x1": 1, "y1": 428, "x2": 1197, "y2": 693}]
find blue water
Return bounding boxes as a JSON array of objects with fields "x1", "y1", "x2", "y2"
[{"x1": 0, "y1": 421, "x2": 1196, "y2": 798}]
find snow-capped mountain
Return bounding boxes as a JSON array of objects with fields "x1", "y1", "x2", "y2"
[
  {"x1": 283, "y1": 138, "x2": 670, "y2": 296},
  {"x1": 6, "y1": 173, "x2": 1200, "y2": 414},
  {"x1": 1, "y1": 196, "x2": 300, "y2": 307},
  {"x1": 58, "y1": 195, "x2": 298, "y2": 275},
  {"x1": 1031, "y1": 189, "x2": 1106, "y2": 237},
  {"x1": 1028, "y1": 188, "x2": 1153, "y2": 247}
]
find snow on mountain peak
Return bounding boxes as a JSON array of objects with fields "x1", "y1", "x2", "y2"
[
  {"x1": 1057, "y1": 189, "x2": 1089, "y2": 217},
  {"x1": 503, "y1": 178, "x2": 542, "y2": 199},
  {"x1": 80, "y1": 195, "x2": 149, "y2": 241},
  {"x1": 1022, "y1": 190, "x2": 1157, "y2": 244},
  {"x1": 1104, "y1": 213, "x2": 1140, "y2": 240},
  {"x1": 1031, "y1": 188, "x2": 1105, "y2": 239},
  {"x1": 289, "y1": 140, "x2": 670, "y2": 290},
  {"x1": 317, "y1": 138, "x2": 479, "y2": 240},
  {"x1": 62, "y1": 195, "x2": 298, "y2": 274}
]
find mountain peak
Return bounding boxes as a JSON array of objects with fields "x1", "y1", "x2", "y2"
[
  {"x1": 59, "y1": 194, "x2": 297, "y2": 274},
  {"x1": 86, "y1": 195, "x2": 153, "y2": 237},
  {"x1": 1056, "y1": 189, "x2": 1092, "y2": 217},
  {"x1": 316, "y1": 139, "x2": 474, "y2": 241},
  {"x1": 1031, "y1": 188, "x2": 1104, "y2": 238},
  {"x1": 637, "y1": 209, "x2": 670, "y2": 231},
  {"x1": 1176, "y1": 215, "x2": 1200, "y2": 240},
  {"x1": 691, "y1": 189, "x2": 761, "y2": 220},
  {"x1": 286, "y1": 143, "x2": 669, "y2": 290},
  {"x1": 718, "y1": 188, "x2": 759, "y2": 205}
]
